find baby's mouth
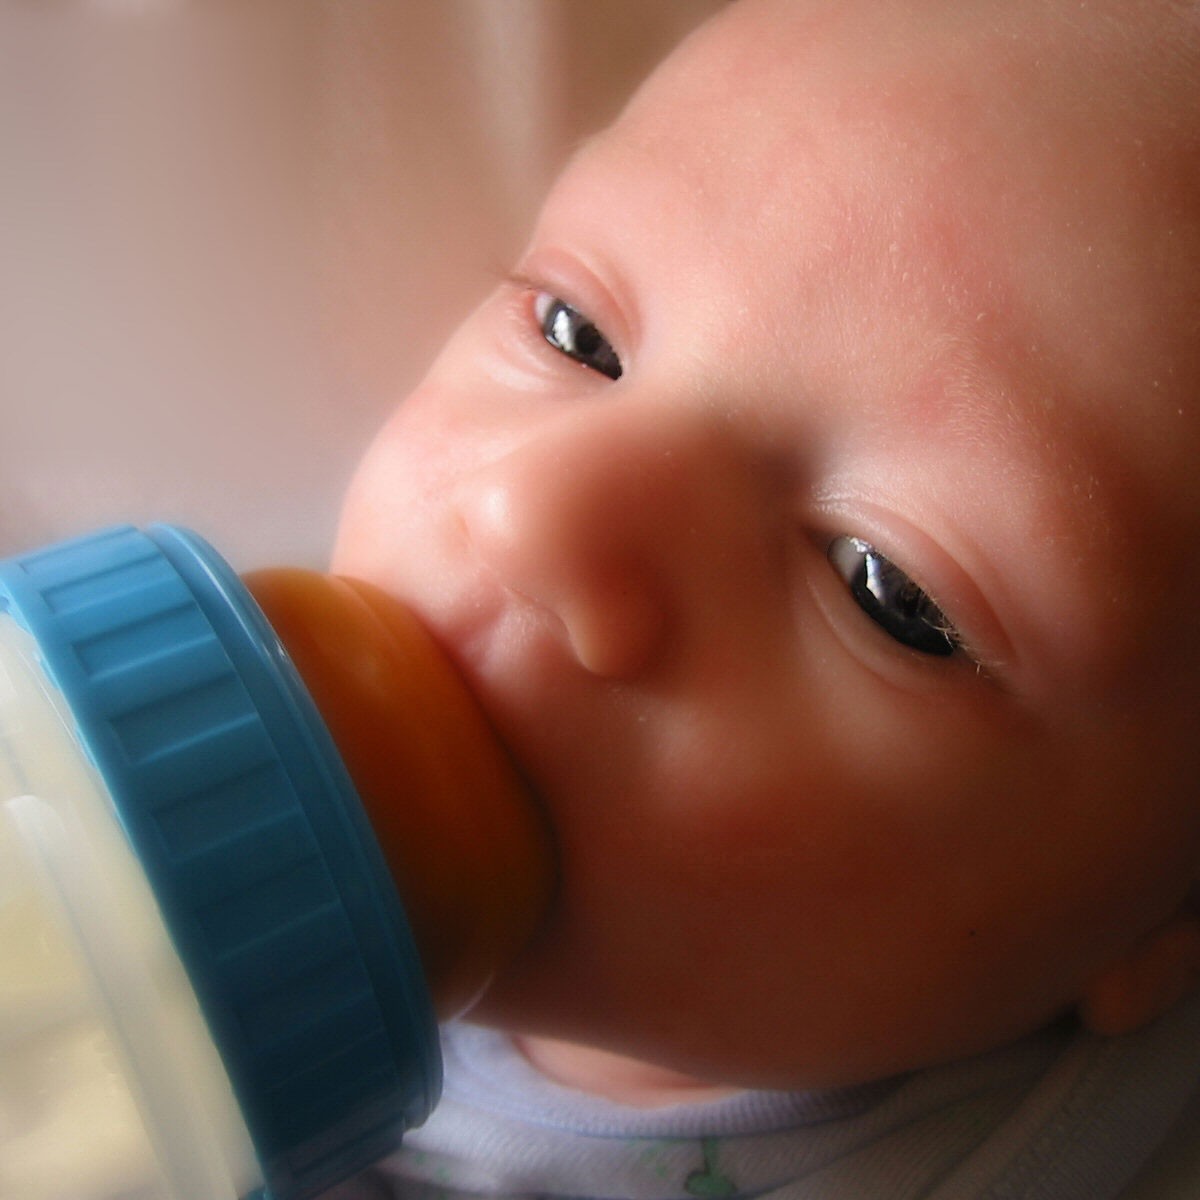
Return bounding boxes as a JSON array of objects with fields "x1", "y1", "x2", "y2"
[{"x1": 247, "y1": 567, "x2": 559, "y2": 1018}]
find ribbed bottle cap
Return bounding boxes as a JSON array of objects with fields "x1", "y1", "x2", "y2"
[{"x1": 0, "y1": 525, "x2": 440, "y2": 1200}]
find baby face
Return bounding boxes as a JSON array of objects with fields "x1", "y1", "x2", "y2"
[{"x1": 335, "y1": 0, "x2": 1200, "y2": 1089}]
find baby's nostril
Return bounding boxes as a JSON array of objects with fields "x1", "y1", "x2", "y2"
[{"x1": 560, "y1": 579, "x2": 666, "y2": 680}]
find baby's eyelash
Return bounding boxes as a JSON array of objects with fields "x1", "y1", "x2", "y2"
[
  {"x1": 505, "y1": 270, "x2": 540, "y2": 294},
  {"x1": 824, "y1": 536, "x2": 997, "y2": 678}
]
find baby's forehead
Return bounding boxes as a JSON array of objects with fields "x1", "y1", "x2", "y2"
[
  {"x1": 611, "y1": 21, "x2": 1197, "y2": 384},
  {"x1": 616, "y1": 6, "x2": 1200, "y2": 435},
  {"x1": 618, "y1": 0, "x2": 1200, "y2": 237}
]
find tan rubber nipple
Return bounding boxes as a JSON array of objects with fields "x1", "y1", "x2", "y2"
[{"x1": 242, "y1": 568, "x2": 555, "y2": 1018}]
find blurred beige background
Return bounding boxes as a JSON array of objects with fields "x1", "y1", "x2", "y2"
[{"x1": 0, "y1": 2, "x2": 721, "y2": 569}]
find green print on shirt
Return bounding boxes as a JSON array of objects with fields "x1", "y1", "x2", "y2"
[{"x1": 685, "y1": 1138, "x2": 737, "y2": 1198}]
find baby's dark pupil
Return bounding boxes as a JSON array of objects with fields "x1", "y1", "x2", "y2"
[
  {"x1": 542, "y1": 300, "x2": 623, "y2": 380},
  {"x1": 573, "y1": 323, "x2": 602, "y2": 355}
]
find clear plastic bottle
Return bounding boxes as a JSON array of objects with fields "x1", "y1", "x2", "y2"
[{"x1": 0, "y1": 525, "x2": 554, "y2": 1200}]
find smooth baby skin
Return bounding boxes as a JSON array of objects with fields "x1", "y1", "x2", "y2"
[{"x1": 335, "y1": 0, "x2": 1200, "y2": 1100}]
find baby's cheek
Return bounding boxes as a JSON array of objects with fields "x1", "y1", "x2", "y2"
[{"x1": 334, "y1": 399, "x2": 443, "y2": 569}]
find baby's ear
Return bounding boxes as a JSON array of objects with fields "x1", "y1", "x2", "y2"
[{"x1": 1078, "y1": 893, "x2": 1200, "y2": 1036}]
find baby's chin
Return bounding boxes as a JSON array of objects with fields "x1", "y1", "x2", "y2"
[{"x1": 511, "y1": 1034, "x2": 742, "y2": 1106}]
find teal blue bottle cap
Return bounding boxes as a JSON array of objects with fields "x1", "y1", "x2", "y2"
[{"x1": 0, "y1": 525, "x2": 441, "y2": 1200}]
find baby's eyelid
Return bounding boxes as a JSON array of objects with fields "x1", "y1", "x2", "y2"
[
  {"x1": 508, "y1": 274, "x2": 616, "y2": 341},
  {"x1": 507, "y1": 252, "x2": 636, "y2": 361}
]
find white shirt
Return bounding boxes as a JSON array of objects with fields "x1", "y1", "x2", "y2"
[{"x1": 324, "y1": 993, "x2": 1200, "y2": 1200}]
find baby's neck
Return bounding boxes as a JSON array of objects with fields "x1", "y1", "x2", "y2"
[{"x1": 515, "y1": 1035, "x2": 740, "y2": 1107}]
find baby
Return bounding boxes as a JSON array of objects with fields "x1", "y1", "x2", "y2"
[{"x1": 329, "y1": 0, "x2": 1200, "y2": 1196}]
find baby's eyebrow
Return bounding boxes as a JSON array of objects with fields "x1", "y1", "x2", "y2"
[
  {"x1": 899, "y1": 328, "x2": 1038, "y2": 449},
  {"x1": 912, "y1": 332, "x2": 1156, "y2": 690}
]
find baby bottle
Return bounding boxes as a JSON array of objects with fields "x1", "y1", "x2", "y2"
[{"x1": 0, "y1": 524, "x2": 554, "y2": 1200}]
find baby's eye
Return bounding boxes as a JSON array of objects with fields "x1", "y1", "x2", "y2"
[
  {"x1": 534, "y1": 292, "x2": 623, "y2": 380},
  {"x1": 828, "y1": 536, "x2": 959, "y2": 657}
]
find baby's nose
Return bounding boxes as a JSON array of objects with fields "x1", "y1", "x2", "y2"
[{"x1": 453, "y1": 403, "x2": 762, "y2": 680}]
